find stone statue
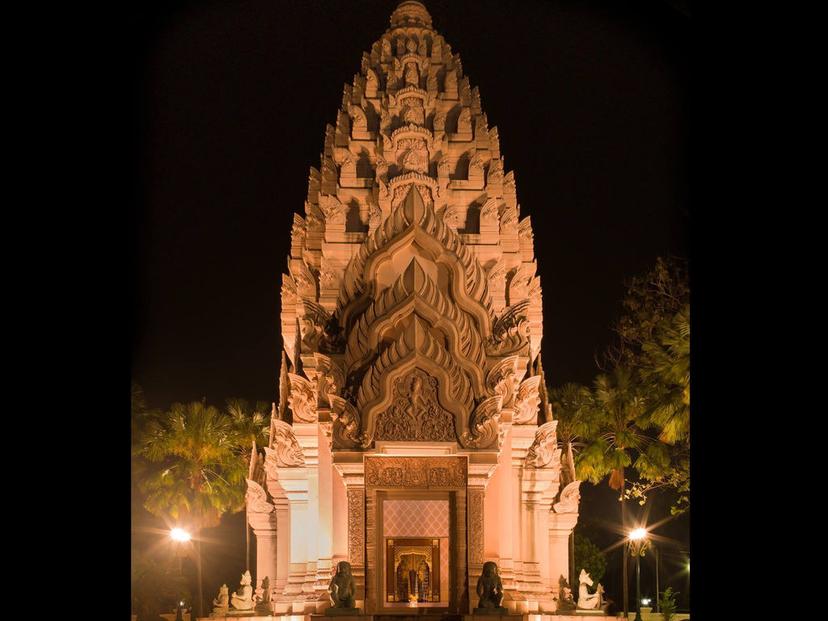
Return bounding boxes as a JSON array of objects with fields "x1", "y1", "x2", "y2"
[
  {"x1": 326, "y1": 561, "x2": 359, "y2": 614},
  {"x1": 230, "y1": 570, "x2": 255, "y2": 611},
  {"x1": 212, "y1": 584, "x2": 229, "y2": 612},
  {"x1": 556, "y1": 575, "x2": 576, "y2": 613},
  {"x1": 255, "y1": 576, "x2": 272, "y2": 613},
  {"x1": 576, "y1": 569, "x2": 604, "y2": 610},
  {"x1": 474, "y1": 561, "x2": 507, "y2": 614}
]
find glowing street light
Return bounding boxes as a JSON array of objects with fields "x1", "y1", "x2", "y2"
[
  {"x1": 170, "y1": 527, "x2": 192, "y2": 542},
  {"x1": 628, "y1": 528, "x2": 649, "y2": 621},
  {"x1": 629, "y1": 527, "x2": 647, "y2": 541}
]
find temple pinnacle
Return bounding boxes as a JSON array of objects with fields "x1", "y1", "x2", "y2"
[{"x1": 390, "y1": 1, "x2": 433, "y2": 28}]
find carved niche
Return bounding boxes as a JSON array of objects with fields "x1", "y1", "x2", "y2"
[
  {"x1": 374, "y1": 369, "x2": 456, "y2": 442},
  {"x1": 396, "y1": 138, "x2": 429, "y2": 173}
]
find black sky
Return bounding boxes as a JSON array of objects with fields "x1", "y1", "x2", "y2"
[
  {"x1": 129, "y1": 0, "x2": 690, "y2": 608},
  {"x1": 131, "y1": 0, "x2": 688, "y2": 410}
]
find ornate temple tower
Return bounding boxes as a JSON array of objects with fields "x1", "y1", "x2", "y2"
[{"x1": 245, "y1": 1, "x2": 582, "y2": 615}]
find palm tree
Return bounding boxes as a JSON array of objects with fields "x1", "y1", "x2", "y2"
[
  {"x1": 135, "y1": 400, "x2": 247, "y2": 618},
  {"x1": 640, "y1": 304, "x2": 690, "y2": 444},
  {"x1": 548, "y1": 382, "x2": 598, "y2": 481},
  {"x1": 578, "y1": 366, "x2": 648, "y2": 616},
  {"x1": 547, "y1": 381, "x2": 599, "y2": 587},
  {"x1": 226, "y1": 398, "x2": 271, "y2": 572}
]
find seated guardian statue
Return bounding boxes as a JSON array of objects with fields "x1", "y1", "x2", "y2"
[
  {"x1": 212, "y1": 584, "x2": 229, "y2": 610},
  {"x1": 576, "y1": 569, "x2": 604, "y2": 610},
  {"x1": 475, "y1": 561, "x2": 505, "y2": 611},
  {"x1": 328, "y1": 561, "x2": 356, "y2": 608},
  {"x1": 230, "y1": 570, "x2": 255, "y2": 610}
]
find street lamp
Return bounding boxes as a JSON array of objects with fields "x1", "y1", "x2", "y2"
[
  {"x1": 628, "y1": 528, "x2": 649, "y2": 621},
  {"x1": 170, "y1": 528, "x2": 191, "y2": 619}
]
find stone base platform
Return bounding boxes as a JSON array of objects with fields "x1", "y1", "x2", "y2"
[{"x1": 199, "y1": 614, "x2": 610, "y2": 621}]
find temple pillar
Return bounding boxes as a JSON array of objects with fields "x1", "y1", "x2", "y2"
[
  {"x1": 274, "y1": 498, "x2": 290, "y2": 595},
  {"x1": 292, "y1": 422, "x2": 320, "y2": 598},
  {"x1": 468, "y1": 457, "x2": 499, "y2": 584},
  {"x1": 548, "y1": 512, "x2": 579, "y2": 600},
  {"x1": 248, "y1": 510, "x2": 279, "y2": 600},
  {"x1": 494, "y1": 424, "x2": 516, "y2": 595},
  {"x1": 520, "y1": 468, "x2": 557, "y2": 612},
  {"x1": 275, "y1": 466, "x2": 312, "y2": 612},
  {"x1": 511, "y1": 423, "x2": 537, "y2": 605},
  {"x1": 316, "y1": 423, "x2": 334, "y2": 593},
  {"x1": 333, "y1": 456, "x2": 366, "y2": 608}
]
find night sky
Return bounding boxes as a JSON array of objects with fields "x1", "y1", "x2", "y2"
[{"x1": 130, "y1": 0, "x2": 689, "y2": 609}]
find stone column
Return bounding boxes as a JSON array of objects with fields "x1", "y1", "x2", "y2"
[
  {"x1": 273, "y1": 497, "x2": 290, "y2": 595},
  {"x1": 495, "y1": 425, "x2": 516, "y2": 594},
  {"x1": 333, "y1": 456, "x2": 366, "y2": 608},
  {"x1": 519, "y1": 468, "x2": 557, "y2": 612},
  {"x1": 548, "y1": 512, "x2": 578, "y2": 601},
  {"x1": 248, "y1": 510, "x2": 279, "y2": 600},
  {"x1": 511, "y1": 423, "x2": 538, "y2": 599},
  {"x1": 277, "y1": 467, "x2": 310, "y2": 602},
  {"x1": 468, "y1": 457, "x2": 498, "y2": 585},
  {"x1": 453, "y1": 489, "x2": 468, "y2": 614},
  {"x1": 316, "y1": 423, "x2": 335, "y2": 594},
  {"x1": 293, "y1": 422, "x2": 320, "y2": 598}
]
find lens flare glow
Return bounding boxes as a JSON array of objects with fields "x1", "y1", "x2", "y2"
[
  {"x1": 628, "y1": 527, "x2": 647, "y2": 541},
  {"x1": 170, "y1": 527, "x2": 191, "y2": 542}
]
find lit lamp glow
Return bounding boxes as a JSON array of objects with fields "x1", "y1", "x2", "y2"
[
  {"x1": 628, "y1": 528, "x2": 649, "y2": 621},
  {"x1": 641, "y1": 598, "x2": 651, "y2": 607},
  {"x1": 170, "y1": 527, "x2": 192, "y2": 542},
  {"x1": 629, "y1": 527, "x2": 647, "y2": 542}
]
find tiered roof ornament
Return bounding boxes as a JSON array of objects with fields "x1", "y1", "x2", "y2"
[{"x1": 273, "y1": 0, "x2": 550, "y2": 452}]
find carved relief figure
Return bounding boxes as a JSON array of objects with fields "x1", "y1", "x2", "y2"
[
  {"x1": 374, "y1": 370, "x2": 455, "y2": 442},
  {"x1": 404, "y1": 62, "x2": 419, "y2": 86}
]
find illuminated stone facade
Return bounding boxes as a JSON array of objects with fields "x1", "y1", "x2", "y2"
[{"x1": 245, "y1": 2, "x2": 581, "y2": 615}]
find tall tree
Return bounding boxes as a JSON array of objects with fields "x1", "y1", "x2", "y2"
[
  {"x1": 615, "y1": 258, "x2": 690, "y2": 513},
  {"x1": 226, "y1": 398, "x2": 271, "y2": 571},
  {"x1": 577, "y1": 366, "x2": 649, "y2": 616},
  {"x1": 135, "y1": 400, "x2": 247, "y2": 617},
  {"x1": 548, "y1": 382, "x2": 598, "y2": 481}
]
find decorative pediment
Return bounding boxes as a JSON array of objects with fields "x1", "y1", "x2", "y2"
[
  {"x1": 246, "y1": 479, "x2": 274, "y2": 514},
  {"x1": 525, "y1": 420, "x2": 561, "y2": 469},
  {"x1": 486, "y1": 300, "x2": 531, "y2": 356},
  {"x1": 386, "y1": 124, "x2": 434, "y2": 155},
  {"x1": 553, "y1": 481, "x2": 582, "y2": 514},
  {"x1": 460, "y1": 394, "x2": 503, "y2": 449},
  {"x1": 485, "y1": 355, "x2": 526, "y2": 408},
  {"x1": 287, "y1": 373, "x2": 317, "y2": 423},
  {"x1": 264, "y1": 420, "x2": 304, "y2": 468},
  {"x1": 344, "y1": 257, "x2": 485, "y2": 389},
  {"x1": 336, "y1": 184, "x2": 494, "y2": 335},
  {"x1": 513, "y1": 375, "x2": 542, "y2": 425},
  {"x1": 354, "y1": 317, "x2": 474, "y2": 447}
]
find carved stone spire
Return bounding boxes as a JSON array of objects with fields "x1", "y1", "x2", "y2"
[{"x1": 275, "y1": 0, "x2": 545, "y2": 452}]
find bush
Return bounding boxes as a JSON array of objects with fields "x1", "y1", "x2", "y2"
[
  {"x1": 658, "y1": 587, "x2": 678, "y2": 621},
  {"x1": 574, "y1": 533, "x2": 607, "y2": 585}
]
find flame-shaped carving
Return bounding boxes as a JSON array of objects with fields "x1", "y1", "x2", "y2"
[{"x1": 525, "y1": 421, "x2": 560, "y2": 469}]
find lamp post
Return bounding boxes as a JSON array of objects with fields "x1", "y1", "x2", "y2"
[
  {"x1": 170, "y1": 528, "x2": 191, "y2": 619},
  {"x1": 628, "y1": 528, "x2": 649, "y2": 621}
]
